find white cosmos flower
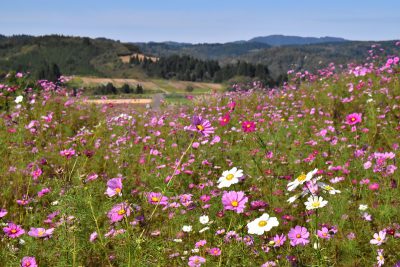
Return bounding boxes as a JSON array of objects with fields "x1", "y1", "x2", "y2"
[
  {"x1": 287, "y1": 194, "x2": 300, "y2": 204},
  {"x1": 321, "y1": 184, "x2": 341, "y2": 195},
  {"x1": 247, "y1": 213, "x2": 279, "y2": 235},
  {"x1": 359, "y1": 204, "x2": 368, "y2": 211},
  {"x1": 287, "y1": 169, "x2": 318, "y2": 191},
  {"x1": 15, "y1": 95, "x2": 23, "y2": 104},
  {"x1": 217, "y1": 167, "x2": 243, "y2": 188},
  {"x1": 182, "y1": 225, "x2": 192, "y2": 233},
  {"x1": 199, "y1": 215, "x2": 209, "y2": 225},
  {"x1": 304, "y1": 195, "x2": 328, "y2": 210},
  {"x1": 198, "y1": 227, "x2": 210, "y2": 233}
]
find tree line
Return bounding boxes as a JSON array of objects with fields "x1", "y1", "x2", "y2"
[{"x1": 130, "y1": 54, "x2": 279, "y2": 85}]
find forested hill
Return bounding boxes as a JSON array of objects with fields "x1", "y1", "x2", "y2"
[{"x1": 0, "y1": 35, "x2": 140, "y2": 78}]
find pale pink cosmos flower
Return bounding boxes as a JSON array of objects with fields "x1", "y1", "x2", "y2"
[
  {"x1": 28, "y1": 227, "x2": 54, "y2": 238},
  {"x1": 370, "y1": 231, "x2": 386, "y2": 246},
  {"x1": 188, "y1": 256, "x2": 206, "y2": 267},
  {"x1": 105, "y1": 178, "x2": 123, "y2": 197},
  {"x1": 288, "y1": 226, "x2": 310, "y2": 246}
]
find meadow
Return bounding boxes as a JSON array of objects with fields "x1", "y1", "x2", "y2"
[{"x1": 0, "y1": 44, "x2": 399, "y2": 267}]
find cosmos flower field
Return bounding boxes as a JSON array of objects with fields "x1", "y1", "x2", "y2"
[{"x1": 0, "y1": 45, "x2": 399, "y2": 266}]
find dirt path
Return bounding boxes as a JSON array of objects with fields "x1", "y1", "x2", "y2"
[{"x1": 85, "y1": 99, "x2": 152, "y2": 105}]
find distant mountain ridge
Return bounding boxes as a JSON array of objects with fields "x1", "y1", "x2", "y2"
[{"x1": 248, "y1": 35, "x2": 349, "y2": 46}]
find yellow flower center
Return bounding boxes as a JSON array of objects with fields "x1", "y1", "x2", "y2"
[
  {"x1": 258, "y1": 220, "x2": 267, "y2": 227},
  {"x1": 351, "y1": 117, "x2": 355, "y2": 121},
  {"x1": 246, "y1": 124, "x2": 251, "y2": 128},
  {"x1": 377, "y1": 237, "x2": 381, "y2": 241},
  {"x1": 38, "y1": 230, "x2": 45, "y2": 237},
  {"x1": 296, "y1": 234, "x2": 301, "y2": 238},
  {"x1": 196, "y1": 124, "x2": 204, "y2": 131},
  {"x1": 226, "y1": 174, "x2": 234, "y2": 181},
  {"x1": 11, "y1": 229, "x2": 17, "y2": 234},
  {"x1": 118, "y1": 209, "x2": 126, "y2": 215},
  {"x1": 115, "y1": 188, "x2": 121, "y2": 193},
  {"x1": 323, "y1": 233, "x2": 327, "y2": 237},
  {"x1": 151, "y1": 197, "x2": 159, "y2": 202},
  {"x1": 297, "y1": 173, "x2": 306, "y2": 182},
  {"x1": 231, "y1": 201, "x2": 239, "y2": 207},
  {"x1": 312, "y1": 201, "x2": 320, "y2": 208}
]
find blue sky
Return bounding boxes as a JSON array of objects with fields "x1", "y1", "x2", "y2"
[{"x1": 1, "y1": 0, "x2": 399, "y2": 43}]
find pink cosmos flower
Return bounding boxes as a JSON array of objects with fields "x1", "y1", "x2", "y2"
[
  {"x1": 345, "y1": 113, "x2": 362, "y2": 125},
  {"x1": 89, "y1": 232, "x2": 98, "y2": 242},
  {"x1": 3, "y1": 223, "x2": 25, "y2": 238},
  {"x1": 38, "y1": 188, "x2": 51, "y2": 198},
  {"x1": 28, "y1": 227, "x2": 54, "y2": 238},
  {"x1": 195, "y1": 239, "x2": 207, "y2": 248},
  {"x1": 242, "y1": 121, "x2": 256, "y2": 133},
  {"x1": 369, "y1": 183, "x2": 380, "y2": 191},
  {"x1": 107, "y1": 202, "x2": 131, "y2": 223},
  {"x1": 273, "y1": 233, "x2": 287, "y2": 247},
  {"x1": 20, "y1": 256, "x2": 38, "y2": 267},
  {"x1": 31, "y1": 168, "x2": 42, "y2": 180},
  {"x1": 60, "y1": 148, "x2": 76, "y2": 159},
  {"x1": 317, "y1": 227, "x2": 332, "y2": 239},
  {"x1": 188, "y1": 256, "x2": 206, "y2": 267},
  {"x1": 0, "y1": 209, "x2": 7, "y2": 218},
  {"x1": 105, "y1": 178, "x2": 123, "y2": 197},
  {"x1": 147, "y1": 192, "x2": 168, "y2": 206},
  {"x1": 187, "y1": 115, "x2": 214, "y2": 137},
  {"x1": 228, "y1": 101, "x2": 236, "y2": 112},
  {"x1": 221, "y1": 191, "x2": 248, "y2": 213},
  {"x1": 208, "y1": 247, "x2": 221, "y2": 256},
  {"x1": 288, "y1": 226, "x2": 310, "y2": 246}
]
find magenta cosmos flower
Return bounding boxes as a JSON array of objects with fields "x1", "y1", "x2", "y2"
[
  {"x1": 242, "y1": 121, "x2": 256, "y2": 133},
  {"x1": 188, "y1": 256, "x2": 206, "y2": 267},
  {"x1": 345, "y1": 113, "x2": 362, "y2": 125},
  {"x1": 147, "y1": 192, "x2": 168, "y2": 206},
  {"x1": 20, "y1": 256, "x2": 38, "y2": 267},
  {"x1": 107, "y1": 202, "x2": 131, "y2": 223},
  {"x1": 219, "y1": 113, "x2": 231, "y2": 126},
  {"x1": 222, "y1": 191, "x2": 248, "y2": 213},
  {"x1": 28, "y1": 227, "x2": 54, "y2": 238},
  {"x1": 188, "y1": 115, "x2": 214, "y2": 137},
  {"x1": 3, "y1": 223, "x2": 25, "y2": 238},
  {"x1": 288, "y1": 226, "x2": 310, "y2": 246},
  {"x1": 105, "y1": 178, "x2": 123, "y2": 197}
]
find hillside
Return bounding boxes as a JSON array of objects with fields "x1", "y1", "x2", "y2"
[
  {"x1": 134, "y1": 41, "x2": 271, "y2": 59},
  {"x1": 0, "y1": 35, "x2": 140, "y2": 78},
  {"x1": 248, "y1": 35, "x2": 348, "y2": 46},
  {"x1": 136, "y1": 39, "x2": 400, "y2": 78}
]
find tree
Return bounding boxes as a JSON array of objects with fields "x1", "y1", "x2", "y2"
[
  {"x1": 105, "y1": 83, "x2": 117, "y2": 94},
  {"x1": 136, "y1": 84, "x2": 144, "y2": 94},
  {"x1": 120, "y1": 83, "x2": 132, "y2": 94}
]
